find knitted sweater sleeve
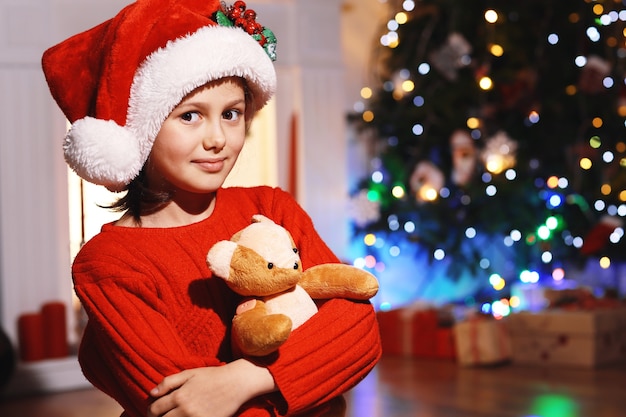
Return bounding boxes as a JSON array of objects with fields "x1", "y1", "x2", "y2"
[
  {"x1": 257, "y1": 188, "x2": 382, "y2": 415},
  {"x1": 72, "y1": 241, "x2": 229, "y2": 417}
]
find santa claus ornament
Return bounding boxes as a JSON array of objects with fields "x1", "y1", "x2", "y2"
[{"x1": 450, "y1": 130, "x2": 477, "y2": 186}]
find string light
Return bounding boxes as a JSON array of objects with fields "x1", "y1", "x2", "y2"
[
  {"x1": 466, "y1": 117, "x2": 480, "y2": 129},
  {"x1": 552, "y1": 268, "x2": 565, "y2": 281},
  {"x1": 580, "y1": 158, "x2": 593, "y2": 170},
  {"x1": 392, "y1": 185, "x2": 405, "y2": 198},
  {"x1": 599, "y1": 256, "x2": 611, "y2": 268},
  {"x1": 364, "y1": 233, "x2": 377, "y2": 246},
  {"x1": 395, "y1": 12, "x2": 408, "y2": 25},
  {"x1": 362, "y1": 110, "x2": 374, "y2": 122},
  {"x1": 489, "y1": 274, "x2": 506, "y2": 290},
  {"x1": 484, "y1": 9, "x2": 498, "y2": 23},
  {"x1": 520, "y1": 270, "x2": 540, "y2": 284},
  {"x1": 402, "y1": 0, "x2": 415, "y2": 11},
  {"x1": 489, "y1": 44, "x2": 504, "y2": 56},
  {"x1": 418, "y1": 185, "x2": 438, "y2": 201},
  {"x1": 478, "y1": 76, "x2": 493, "y2": 90},
  {"x1": 402, "y1": 79, "x2": 415, "y2": 92},
  {"x1": 592, "y1": 4, "x2": 604, "y2": 16}
]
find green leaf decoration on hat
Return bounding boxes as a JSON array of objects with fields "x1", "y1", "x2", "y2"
[{"x1": 215, "y1": 10, "x2": 234, "y2": 27}]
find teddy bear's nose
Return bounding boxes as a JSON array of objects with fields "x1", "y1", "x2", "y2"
[{"x1": 293, "y1": 262, "x2": 299, "y2": 270}]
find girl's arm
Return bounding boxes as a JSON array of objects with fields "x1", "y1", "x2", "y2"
[
  {"x1": 73, "y1": 241, "x2": 273, "y2": 417},
  {"x1": 147, "y1": 359, "x2": 276, "y2": 417}
]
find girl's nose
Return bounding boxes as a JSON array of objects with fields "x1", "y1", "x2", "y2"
[{"x1": 203, "y1": 121, "x2": 226, "y2": 151}]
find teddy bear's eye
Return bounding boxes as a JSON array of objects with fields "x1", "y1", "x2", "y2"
[
  {"x1": 293, "y1": 248, "x2": 298, "y2": 254},
  {"x1": 293, "y1": 262, "x2": 299, "y2": 270},
  {"x1": 267, "y1": 263, "x2": 274, "y2": 269}
]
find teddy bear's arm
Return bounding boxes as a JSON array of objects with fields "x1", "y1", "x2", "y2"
[
  {"x1": 299, "y1": 264, "x2": 379, "y2": 300},
  {"x1": 232, "y1": 300, "x2": 293, "y2": 357}
]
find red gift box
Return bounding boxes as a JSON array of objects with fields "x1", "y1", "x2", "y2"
[
  {"x1": 377, "y1": 307, "x2": 455, "y2": 360},
  {"x1": 435, "y1": 327, "x2": 456, "y2": 360}
]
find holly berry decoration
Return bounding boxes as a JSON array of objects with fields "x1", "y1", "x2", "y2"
[
  {"x1": 224, "y1": 1, "x2": 264, "y2": 39},
  {"x1": 215, "y1": 1, "x2": 278, "y2": 61}
]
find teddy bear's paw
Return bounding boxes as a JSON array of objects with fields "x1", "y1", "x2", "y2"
[
  {"x1": 233, "y1": 313, "x2": 293, "y2": 357},
  {"x1": 300, "y1": 264, "x2": 379, "y2": 300}
]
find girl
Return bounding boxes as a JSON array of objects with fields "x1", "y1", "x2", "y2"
[{"x1": 41, "y1": 1, "x2": 381, "y2": 416}]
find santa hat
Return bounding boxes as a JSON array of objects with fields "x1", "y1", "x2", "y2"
[{"x1": 42, "y1": 0, "x2": 277, "y2": 191}]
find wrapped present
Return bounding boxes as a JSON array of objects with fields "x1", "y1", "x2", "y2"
[
  {"x1": 377, "y1": 306, "x2": 455, "y2": 359},
  {"x1": 434, "y1": 327, "x2": 456, "y2": 360},
  {"x1": 506, "y1": 308, "x2": 626, "y2": 367},
  {"x1": 453, "y1": 316, "x2": 511, "y2": 366}
]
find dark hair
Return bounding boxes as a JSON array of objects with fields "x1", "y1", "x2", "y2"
[
  {"x1": 107, "y1": 77, "x2": 256, "y2": 223},
  {"x1": 106, "y1": 168, "x2": 172, "y2": 221}
]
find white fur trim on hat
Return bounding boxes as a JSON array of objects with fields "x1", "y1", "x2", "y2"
[{"x1": 64, "y1": 117, "x2": 143, "y2": 192}]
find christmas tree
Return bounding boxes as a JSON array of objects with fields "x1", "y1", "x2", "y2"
[{"x1": 348, "y1": 0, "x2": 626, "y2": 310}]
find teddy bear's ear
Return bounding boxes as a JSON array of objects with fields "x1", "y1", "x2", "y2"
[{"x1": 206, "y1": 240, "x2": 238, "y2": 279}]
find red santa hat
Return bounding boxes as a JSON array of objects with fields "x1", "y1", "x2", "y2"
[{"x1": 42, "y1": 0, "x2": 277, "y2": 191}]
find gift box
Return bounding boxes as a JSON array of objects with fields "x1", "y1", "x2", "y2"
[
  {"x1": 506, "y1": 308, "x2": 626, "y2": 367},
  {"x1": 453, "y1": 317, "x2": 511, "y2": 366},
  {"x1": 434, "y1": 327, "x2": 456, "y2": 360},
  {"x1": 377, "y1": 307, "x2": 455, "y2": 359}
]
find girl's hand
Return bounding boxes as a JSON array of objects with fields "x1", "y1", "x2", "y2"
[{"x1": 147, "y1": 359, "x2": 277, "y2": 417}]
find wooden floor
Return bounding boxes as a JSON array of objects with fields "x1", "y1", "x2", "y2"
[{"x1": 1, "y1": 355, "x2": 625, "y2": 417}]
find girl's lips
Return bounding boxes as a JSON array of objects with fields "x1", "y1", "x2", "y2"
[{"x1": 193, "y1": 158, "x2": 225, "y2": 173}]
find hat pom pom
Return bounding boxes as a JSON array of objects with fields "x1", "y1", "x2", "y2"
[{"x1": 64, "y1": 117, "x2": 144, "y2": 192}]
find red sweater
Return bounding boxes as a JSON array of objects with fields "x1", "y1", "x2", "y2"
[{"x1": 72, "y1": 186, "x2": 381, "y2": 417}]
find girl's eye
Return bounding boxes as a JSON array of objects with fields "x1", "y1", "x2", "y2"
[
  {"x1": 180, "y1": 112, "x2": 200, "y2": 123},
  {"x1": 223, "y1": 109, "x2": 242, "y2": 121}
]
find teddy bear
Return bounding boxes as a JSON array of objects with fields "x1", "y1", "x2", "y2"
[{"x1": 206, "y1": 214, "x2": 379, "y2": 357}]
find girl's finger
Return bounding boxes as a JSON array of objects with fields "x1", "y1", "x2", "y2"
[{"x1": 150, "y1": 370, "x2": 190, "y2": 397}]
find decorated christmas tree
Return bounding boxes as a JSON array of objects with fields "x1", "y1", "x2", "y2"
[{"x1": 348, "y1": 0, "x2": 626, "y2": 311}]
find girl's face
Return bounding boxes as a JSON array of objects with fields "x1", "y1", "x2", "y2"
[{"x1": 146, "y1": 77, "x2": 247, "y2": 196}]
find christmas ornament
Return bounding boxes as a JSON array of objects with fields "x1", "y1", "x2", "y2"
[
  {"x1": 578, "y1": 56, "x2": 610, "y2": 94},
  {"x1": 581, "y1": 215, "x2": 623, "y2": 255},
  {"x1": 481, "y1": 131, "x2": 517, "y2": 174},
  {"x1": 429, "y1": 32, "x2": 472, "y2": 81},
  {"x1": 450, "y1": 130, "x2": 477, "y2": 186},
  {"x1": 349, "y1": 190, "x2": 381, "y2": 227},
  {"x1": 410, "y1": 161, "x2": 445, "y2": 202}
]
